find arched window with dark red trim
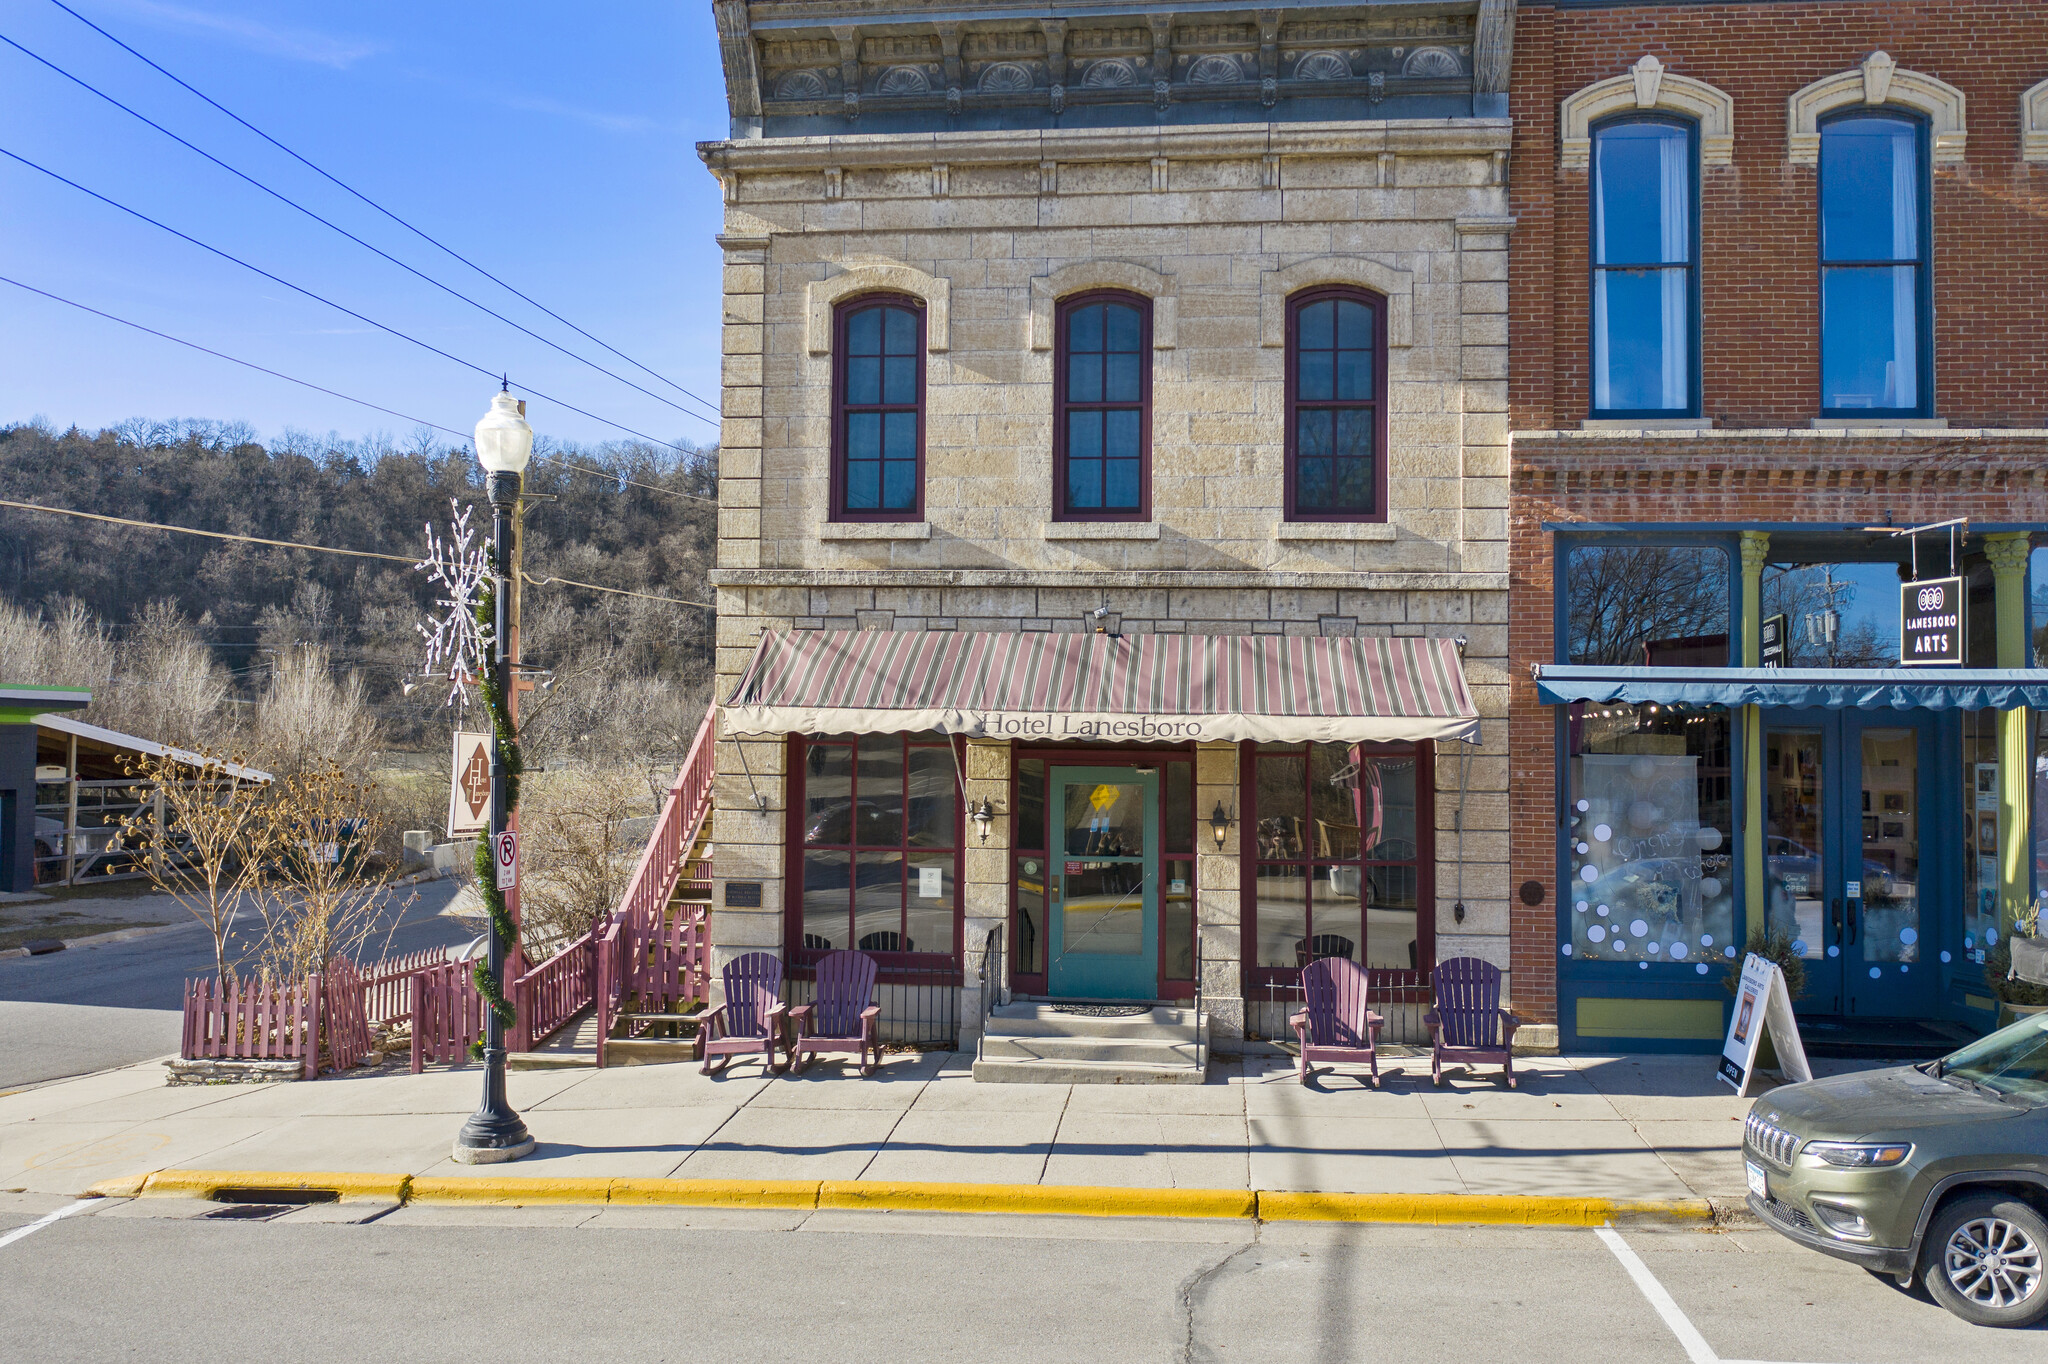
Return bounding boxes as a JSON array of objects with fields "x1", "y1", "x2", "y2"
[
  {"x1": 1284, "y1": 287, "x2": 1387, "y2": 521},
  {"x1": 1053, "y1": 289, "x2": 1151, "y2": 521}
]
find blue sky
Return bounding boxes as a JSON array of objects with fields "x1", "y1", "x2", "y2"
[{"x1": 1, "y1": 0, "x2": 729, "y2": 451}]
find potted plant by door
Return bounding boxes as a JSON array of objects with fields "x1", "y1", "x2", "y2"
[{"x1": 1986, "y1": 904, "x2": 2048, "y2": 1028}]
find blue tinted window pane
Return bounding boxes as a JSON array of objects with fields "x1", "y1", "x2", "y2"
[
  {"x1": 1594, "y1": 122, "x2": 1691, "y2": 267},
  {"x1": 1069, "y1": 353, "x2": 1103, "y2": 404},
  {"x1": 1298, "y1": 458, "x2": 1333, "y2": 508},
  {"x1": 1335, "y1": 300, "x2": 1373, "y2": 349},
  {"x1": 1070, "y1": 304, "x2": 1104, "y2": 352},
  {"x1": 1106, "y1": 303, "x2": 1141, "y2": 352},
  {"x1": 1335, "y1": 349, "x2": 1372, "y2": 400},
  {"x1": 1333, "y1": 458, "x2": 1373, "y2": 510},
  {"x1": 1105, "y1": 353, "x2": 1141, "y2": 403},
  {"x1": 883, "y1": 357, "x2": 915, "y2": 405},
  {"x1": 846, "y1": 357, "x2": 881, "y2": 405},
  {"x1": 1297, "y1": 410, "x2": 1333, "y2": 458},
  {"x1": 1821, "y1": 117, "x2": 1919, "y2": 263},
  {"x1": 847, "y1": 412, "x2": 881, "y2": 460},
  {"x1": 845, "y1": 460, "x2": 880, "y2": 509},
  {"x1": 1105, "y1": 459, "x2": 1140, "y2": 509},
  {"x1": 1822, "y1": 265, "x2": 1919, "y2": 411},
  {"x1": 883, "y1": 306, "x2": 917, "y2": 354},
  {"x1": 847, "y1": 308, "x2": 882, "y2": 355},
  {"x1": 1067, "y1": 458, "x2": 1102, "y2": 509},
  {"x1": 1335, "y1": 409, "x2": 1374, "y2": 459},
  {"x1": 1068, "y1": 410, "x2": 1103, "y2": 461},
  {"x1": 881, "y1": 459, "x2": 916, "y2": 510},
  {"x1": 1593, "y1": 267, "x2": 1689, "y2": 412},
  {"x1": 883, "y1": 411, "x2": 917, "y2": 459},
  {"x1": 1299, "y1": 353, "x2": 1334, "y2": 401},
  {"x1": 1298, "y1": 300, "x2": 1333, "y2": 350},
  {"x1": 1105, "y1": 409, "x2": 1141, "y2": 458}
]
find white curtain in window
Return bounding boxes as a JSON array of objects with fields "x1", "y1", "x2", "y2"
[
  {"x1": 1659, "y1": 132, "x2": 1690, "y2": 410},
  {"x1": 1593, "y1": 159, "x2": 1612, "y2": 411},
  {"x1": 1886, "y1": 124, "x2": 1918, "y2": 409}
]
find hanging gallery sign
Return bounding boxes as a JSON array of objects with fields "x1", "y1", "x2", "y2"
[
  {"x1": 447, "y1": 730, "x2": 493, "y2": 835},
  {"x1": 1720, "y1": 952, "x2": 1813, "y2": 1098},
  {"x1": 1899, "y1": 576, "x2": 1964, "y2": 666},
  {"x1": 1760, "y1": 613, "x2": 1788, "y2": 668}
]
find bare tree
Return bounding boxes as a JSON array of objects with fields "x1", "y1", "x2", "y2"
[
  {"x1": 251, "y1": 644, "x2": 379, "y2": 777},
  {"x1": 117, "y1": 750, "x2": 271, "y2": 981},
  {"x1": 1565, "y1": 545, "x2": 1730, "y2": 665},
  {"x1": 515, "y1": 767, "x2": 655, "y2": 959},
  {"x1": 246, "y1": 762, "x2": 404, "y2": 981}
]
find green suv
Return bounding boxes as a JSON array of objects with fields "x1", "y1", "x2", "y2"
[{"x1": 1745, "y1": 1011, "x2": 2048, "y2": 1327}]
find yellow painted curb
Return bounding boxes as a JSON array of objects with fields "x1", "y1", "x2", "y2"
[
  {"x1": 819, "y1": 1181, "x2": 1256, "y2": 1220},
  {"x1": 112, "y1": 1170, "x2": 410, "y2": 1203},
  {"x1": 609, "y1": 1179, "x2": 820, "y2": 1209},
  {"x1": 405, "y1": 1176, "x2": 610, "y2": 1206},
  {"x1": 84, "y1": 1174, "x2": 151, "y2": 1199},
  {"x1": 1255, "y1": 1191, "x2": 1713, "y2": 1226}
]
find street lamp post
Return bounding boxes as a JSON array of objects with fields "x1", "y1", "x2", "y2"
[{"x1": 453, "y1": 388, "x2": 537, "y2": 1164}]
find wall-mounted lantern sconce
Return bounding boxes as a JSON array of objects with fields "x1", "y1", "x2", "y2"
[
  {"x1": 1209, "y1": 801, "x2": 1234, "y2": 851},
  {"x1": 971, "y1": 798, "x2": 995, "y2": 843}
]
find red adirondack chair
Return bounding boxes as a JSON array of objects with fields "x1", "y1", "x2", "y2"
[
  {"x1": 787, "y1": 950, "x2": 881, "y2": 1076},
  {"x1": 1425, "y1": 955, "x2": 1522, "y2": 1087},
  {"x1": 697, "y1": 952, "x2": 788, "y2": 1075},
  {"x1": 1290, "y1": 955, "x2": 1385, "y2": 1087}
]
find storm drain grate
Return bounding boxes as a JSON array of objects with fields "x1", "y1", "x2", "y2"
[{"x1": 202, "y1": 1203, "x2": 297, "y2": 1221}]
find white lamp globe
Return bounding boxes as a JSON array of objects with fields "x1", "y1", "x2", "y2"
[{"x1": 474, "y1": 391, "x2": 534, "y2": 475}]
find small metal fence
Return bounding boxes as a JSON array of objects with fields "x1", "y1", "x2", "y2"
[
  {"x1": 1246, "y1": 967, "x2": 1435, "y2": 1046},
  {"x1": 786, "y1": 954, "x2": 961, "y2": 1048}
]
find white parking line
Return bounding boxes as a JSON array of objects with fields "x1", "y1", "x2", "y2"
[
  {"x1": 1596, "y1": 1225, "x2": 1862, "y2": 1364},
  {"x1": 0, "y1": 1198, "x2": 94, "y2": 1250}
]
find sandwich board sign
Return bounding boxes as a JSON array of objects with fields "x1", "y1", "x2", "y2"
[
  {"x1": 447, "y1": 731, "x2": 493, "y2": 835},
  {"x1": 1718, "y1": 953, "x2": 1813, "y2": 1096}
]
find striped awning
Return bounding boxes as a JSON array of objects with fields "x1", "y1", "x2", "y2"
[{"x1": 723, "y1": 630, "x2": 1479, "y2": 744}]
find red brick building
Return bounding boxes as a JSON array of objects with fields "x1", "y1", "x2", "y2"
[{"x1": 1507, "y1": 1, "x2": 2048, "y2": 1050}]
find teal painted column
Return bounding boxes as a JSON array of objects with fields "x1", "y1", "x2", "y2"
[
  {"x1": 1985, "y1": 533, "x2": 2032, "y2": 933},
  {"x1": 1740, "y1": 531, "x2": 1770, "y2": 943}
]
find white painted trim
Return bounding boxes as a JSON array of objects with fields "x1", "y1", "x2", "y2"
[
  {"x1": 2023, "y1": 76, "x2": 2048, "y2": 162},
  {"x1": 1559, "y1": 55, "x2": 1735, "y2": 171},
  {"x1": 1786, "y1": 51, "x2": 1966, "y2": 165},
  {"x1": 1259, "y1": 256, "x2": 1413, "y2": 348},
  {"x1": 1028, "y1": 261, "x2": 1177, "y2": 351},
  {"x1": 804, "y1": 260, "x2": 950, "y2": 355}
]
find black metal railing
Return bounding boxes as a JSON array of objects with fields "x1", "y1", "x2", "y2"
[
  {"x1": 1246, "y1": 967, "x2": 1434, "y2": 1046},
  {"x1": 980, "y1": 925, "x2": 1006, "y2": 1021},
  {"x1": 785, "y1": 956, "x2": 962, "y2": 1049}
]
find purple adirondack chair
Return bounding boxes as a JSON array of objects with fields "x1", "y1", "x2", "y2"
[
  {"x1": 787, "y1": 950, "x2": 881, "y2": 1077},
  {"x1": 1290, "y1": 955, "x2": 1385, "y2": 1087},
  {"x1": 1425, "y1": 956, "x2": 1522, "y2": 1088},
  {"x1": 697, "y1": 952, "x2": 788, "y2": 1075}
]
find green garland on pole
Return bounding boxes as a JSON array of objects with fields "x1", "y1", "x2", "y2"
[{"x1": 469, "y1": 579, "x2": 521, "y2": 1050}]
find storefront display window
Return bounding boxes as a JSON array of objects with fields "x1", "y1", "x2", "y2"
[
  {"x1": 797, "y1": 733, "x2": 957, "y2": 958},
  {"x1": 1565, "y1": 543, "x2": 1729, "y2": 666},
  {"x1": 1566, "y1": 704, "x2": 1735, "y2": 968},
  {"x1": 1250, "y1": 742, "x2": 1427, "y2": 977},
  {"x1": 1963, "y1": 711, "x2": 2001, "y2": 963}
]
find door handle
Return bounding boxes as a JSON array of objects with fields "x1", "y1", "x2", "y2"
[
  {"x1": 1847, "y1": 900, "x2": 1861, "y2": 946},
  {"x1": 1831, "y1": 898, "x2": 1842, "y2": 942}
]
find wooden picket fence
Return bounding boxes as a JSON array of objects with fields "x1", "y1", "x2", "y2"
[
  {"x1": 512, "y1": 932, "x2": 595, "y2": 1053},
  {"x1": 360, "y1": 946, "x2": 452, "y2": 1026},
  {"x1": 322, "y1": 958, "x2": 373, "y2": 1071},
  {"x1": 181, "y1": 973, "x2": 322, "y2": 1079},
  {"x1": 411, "y1": 960, "x2": 482, "y2": 1072}
]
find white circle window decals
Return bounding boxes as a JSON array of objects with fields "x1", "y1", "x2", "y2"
[
  {"x1": 1629, "y1": 919, "x2": 1649, "y2": 938},
  {"x1": 1670, "y1": 942, "x2": 1688, "y2": 960},
  {"x1": 1576, "y1": 800, "x2": 1590, "y2": 812},
  {"x1": 1869, "y1": 966, "x2": 1882, "y2": 979},
  {"x1": 1576, "y1": 900, "x2": 1589, "y2": 913},
  {"x1": 1593, "y1": 824, "x2": 1612, "y2": 842},
  {"x1": 1899, "y1": 926, "x2": 1917, "y2": 946},
  {"x1": 1581, "y1": 865, "x2": 1600, "y2": 882},
  {"x1": 1964, "y1": 935, "x2": 1975, "y2": 950},
  {"x1": 1987, "y1": 927, "x2": 1999, "y2": 946},
  {"x1": 1587, "y1": 925, "x2": 1606, "y2": 943},
  {"x1": 1696, "y1": 963, "x2": 1710, "y2": 975},
  {"x1": 1900, "y1": 964, "x2": 1909, "y2": 974},
  {"x1": 1724, "y1": 946, "x2": 1737, "y2": 958},
  {"x1": 1596, "y1": 905, "x2": 1610, "y2": 917},
  {"x1": 1647, "y1": 942, "x2": 1661, "y2": 954},
  {"x1": 1700, "y1": 934, "x2": 1714, "y2": 947},
  {"x1": 1639, "y1": 961, "x2": 1649, "y2": 970},
  {"x1": 1701, "y1": 878, "x2": 1722, "y2": 898},
  {"x1": 1940, "y1": 950, "x2": 1953, "y2": 963},
  {"x1": 1827, "y1": 945, "x2": 1840, "y2": 958},
  {"x1": 1576, "y1": 842, "x2": 1589, "y2": 855},
  {"x1": 1695, "y1": 827, "x2": 1723, "y2": 850}
]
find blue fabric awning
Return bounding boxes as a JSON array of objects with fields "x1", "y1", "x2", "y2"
[{"x1": 1536, "y1": 665, "x2": 2048, "y2": 711}]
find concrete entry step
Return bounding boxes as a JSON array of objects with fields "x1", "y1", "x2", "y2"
[
  {"x1": 974, "y1": 1001, "x2": 1207, "y2": 1083},
  {"x1": 984, "y1": 1003, "x2": 1199, "y2": 1040}
]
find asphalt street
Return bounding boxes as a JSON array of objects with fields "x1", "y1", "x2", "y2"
[
  {"x1": 0, "y1": 1198, "x2": 2037, "y2": 1363},
  {"x1": 0, "y1": 880, "x2": 472, "y2": 1090}
]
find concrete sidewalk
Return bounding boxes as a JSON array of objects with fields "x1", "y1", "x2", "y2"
[{"x1": 0, "y1": 1047, "x2": 1882, "y2": 1210}]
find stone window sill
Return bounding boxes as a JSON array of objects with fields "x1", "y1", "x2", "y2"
[
  {"x1": 1042, "y1": 522, "x2": 1161, "y2": 541},
  {"x1": 1809, "y1": 417, "x2": 1949, "y2": 431},
  {"x1": 1274, "y1": 522, "x2": 1397, "y2": 542},
  {"x1": 818, "y1": 522, "x2": 931, "y2": 541},
  {"x1": 1580, "y1": 418, "x2": 1713, "y2": 432}
]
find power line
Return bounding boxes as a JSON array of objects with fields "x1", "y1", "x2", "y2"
[
  {"x1": 0, "y1": 29, "x2": 717, "y2": 424},
  {"x1": 0, "y1": 271, "x2": 716, "y2": 504},
  {"x1": 0, "y1": 499, "x2": 715, "y2": 608},
  {"x1": 47, "y1": 0, "x2": 723, "y2": 420},
  {"x1": 0, "y1": 143, "x2": 715, "y2": 446}
]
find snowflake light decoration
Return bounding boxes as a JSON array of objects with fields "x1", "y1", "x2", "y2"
[{"x1": 414, "y1": 499, "x2": 496, "y2": 707}]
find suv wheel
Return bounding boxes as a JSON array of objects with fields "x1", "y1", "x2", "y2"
[{"x1": 1923, "y1": 1193, "x2": 2048, "y2": 1328}]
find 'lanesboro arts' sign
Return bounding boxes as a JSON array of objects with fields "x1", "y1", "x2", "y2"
[{"x1": 1900, "y1": 576, "x2": 1964, "y2": 667}]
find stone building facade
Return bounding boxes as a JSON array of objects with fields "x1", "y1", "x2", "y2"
[{"x1": 699, "y1": 0, "x2": 1523, "y2": 1053}]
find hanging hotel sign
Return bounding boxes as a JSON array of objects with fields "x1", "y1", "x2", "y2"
[
  {"x1": 446, "y1": 730, "x2": 493, "y2": 835},
  {"x1": 1760, "y1": 614, "x2": 1788, "y2": 668},
  {"x1": 1899, "y1": 576, "x2": 1965, "y2": 667},
  {"x1": 1720, "y1": 953, "x2": 1813, "y2": 1098}
]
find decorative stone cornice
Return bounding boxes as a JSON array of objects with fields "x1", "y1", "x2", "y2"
[
  {"x1": 1739, "y1": 530, "x2": 1771, "y2": 576},
  {"x1": 1029, "y1": 261, "x2": 1177, "y2": 351},
  {"x1": 1559, "y1": 55, "x2": 1734, "y2": 171},
  {"x1": 805, "y1": 260, "x2": 950, "y2": 354},
  {"x1": 1786, "y1": 51, "x2": 1966, "y2": 165},
  {"x1": 1259, "y1": 256, "x2": 1414, "y2": 348},
  {"x1": 2023, "y1": 76, "x2": 2048, "y2": 162},
  {"x1": 1983, "y1": 533, "x2": 2032, "y2": 577}
]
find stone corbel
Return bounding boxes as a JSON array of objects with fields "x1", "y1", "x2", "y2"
[
  {"x1": 806, "y1": 261, "x2": 951, "y2": 355},
  {"x1": 1560, "y1": 55, "x2": 1735, "y2": 171},
  {"x1": 1786, "y1": 51, "x2": 1966, "y2": 165},
  {"x1": 1259, "y1": 257, "x2": 1413, "y2": 348},
  {"x1": 1029, "y1": 261, "x2": 1177, "y2": 351},
  {"x1": 833, "y1": 26, "x2": 862, "y2": 122},
  {"x1": 1042, "y1": 20, "x2": 1068, "y2": 114}
]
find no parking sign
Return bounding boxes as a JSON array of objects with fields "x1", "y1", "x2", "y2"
[{"x1": 493, "y1": 830, "x2": 518, "y2": 890}]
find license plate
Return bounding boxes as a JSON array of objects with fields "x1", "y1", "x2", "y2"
[{"x1": 1746, "y1": 1160, "x2": 1768, "y2": 1199}]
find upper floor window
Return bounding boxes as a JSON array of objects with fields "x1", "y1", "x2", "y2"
[
  {"x1": 1054, "y1": 291, "x2": 1150, "y2": 520},
  {"x1": 1590, "y1": 117, "x2": 1696, "y2": 416},
  {"x1": 1285, "y1": 287, "x2": 1386, "y2": 521},
  {"x1": 1819, "y1": 113, "x2": 1929, "y2": 416},
  {"x1": 832, "y1": 296, "x2": 924, "y2": 519}
]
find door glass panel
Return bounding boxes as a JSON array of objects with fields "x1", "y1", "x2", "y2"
[
  {"x1": 1062, "y1": 782, "x2": 1146, "y2": 857},
  {"x1": 1162, "y1": 857, "x2": 1194, "y2": 979},
  {"x1": 1859, "y1": 729, "x2": 1918, "y2": 964},
  {"x1": 1061, "y1": 860, "x2": 1143, "y2": 954},
  {"x1": 1765, "y1": 730, "x2": 1827, "y2": 959}
]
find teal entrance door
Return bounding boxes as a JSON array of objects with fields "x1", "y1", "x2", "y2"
[{"x1": 1047, "y1": 767, "x2": 1158, "y2": 1000}]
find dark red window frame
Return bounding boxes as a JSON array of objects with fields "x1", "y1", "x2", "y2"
[
  {"x1": 1283, "y1": 286, "x2": 1389, "y2": 523},
  {"x1": 830, "y1": 293, "x2": 926, "y2": 523},
  {"x1": 1239, "y1": 739, "x2": 1435, "y2": 993},
  {"x1": 785, "y1": 733, "x2": 963, "y2": 973},
  {"x1": 1052, "y1": 288, "x2": 1153, "y2": 522}
]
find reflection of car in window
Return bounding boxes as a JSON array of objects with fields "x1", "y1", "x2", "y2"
[
  {"x1": 806, "y1": 799, "x2": 900, "y2": 846},
  {"x1": 1766, "y1": 835, "x2": 1896, "y2": 898}
]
